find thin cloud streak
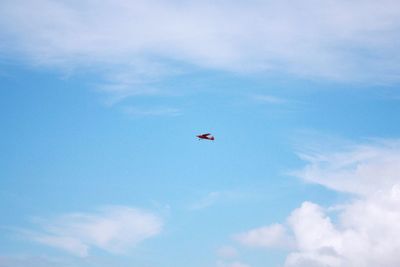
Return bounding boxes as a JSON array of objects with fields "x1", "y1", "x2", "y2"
[
  {"x1": 293, "y1": 139, "x2": 400, "y2": 195},
  {"x1": 1, "y1": 0, "x2": 400, "y2": 87},
  {"x1": 19, "y1": 206, "x2": 163, "y2": 257}
]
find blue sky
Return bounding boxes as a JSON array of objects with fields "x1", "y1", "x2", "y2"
[{"x1": 1, "y1": 1, "x2": 400, "y2": 267}]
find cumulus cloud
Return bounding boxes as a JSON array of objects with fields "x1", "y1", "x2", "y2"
[
  {"x1": 21, "y1": 206, "x2": 163, "y2": 257},
  {"x1": 283, "y1": 190, "x2": 400, "y2": 267},
  {"x1": 236, "y1": 139, "x2": 400, "y2": 267},
  {"x1": 1, "y1": 0, "x2": 400, "y2": 86}
]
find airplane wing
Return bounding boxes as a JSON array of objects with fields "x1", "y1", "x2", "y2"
[{"x1": 203, "y1": 133, "x2": 211, "y2": 136}]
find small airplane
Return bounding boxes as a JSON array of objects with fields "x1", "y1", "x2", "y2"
[{"x1": 197, "y1": 133, "x2": 215, "y2": 141}]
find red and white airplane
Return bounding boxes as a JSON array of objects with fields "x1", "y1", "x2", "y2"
[{"x1": 196, "y1": 133, "x2": 215, "y2": 141}]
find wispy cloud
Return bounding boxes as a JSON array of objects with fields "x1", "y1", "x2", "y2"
[
  {"x1": 235, "y1": 224, "x2": 293, "y2": 249},
  {"x1": 1, "y1": 0, "x2": 400, "y2": 87},
  {"x1": 293, "y1": 139, "x2": 400, "y2": 195},
  {"x1": 189, "y1": 191, "x2": 223, "y2": 210},
  {"x1": 20, "y1": 206, "x2": 163, "y2": 257},
  {"x1": 251, "y1": 94, "x2": 289, "y2": 105}
]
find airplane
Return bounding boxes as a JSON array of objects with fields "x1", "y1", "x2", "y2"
[{"x1": 197, "y1": 133, "x2": 215, "y2": 141}]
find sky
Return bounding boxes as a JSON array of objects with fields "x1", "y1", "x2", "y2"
[{"x1": 1, "y1": 1, "x2": 400, "y2": 267}]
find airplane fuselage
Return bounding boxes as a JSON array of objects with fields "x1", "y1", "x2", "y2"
[{"x1": 197, "y1": 135, "x2": 214, "y2": 140}]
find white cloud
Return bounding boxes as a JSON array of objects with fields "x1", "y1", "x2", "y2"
[
  {"x1": 1, "y1": 0, "x2": 400, "y2": 86},
  {"x1": 236, "y1": 139, "x2": 400, "y2": 267},
  {"x1": 294, "y1": 140, "x2": 400, "y2": 195},
  {"x1": 235, "y1": 224, "x2": 293, "y2": 249},
  {"x1": 284, "y1": 189, "x2": 400, "y2": 267},
  {"x1": 22, "y1": 206, "x2": 163, "y2": 257},
  {"x1": 237, "y1": 187, "x2": 400, "y2": 267}
]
